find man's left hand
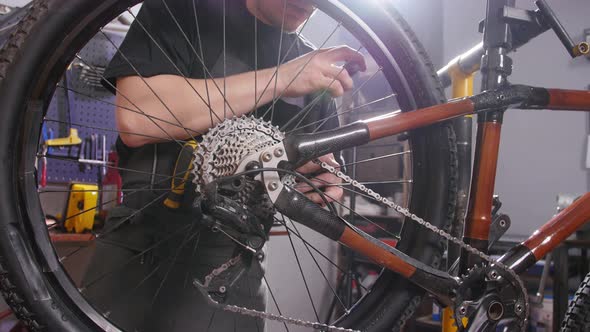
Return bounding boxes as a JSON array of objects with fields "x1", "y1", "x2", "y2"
[{"x1": 294, "y1": 154, "x2": 343, "y2": 206}]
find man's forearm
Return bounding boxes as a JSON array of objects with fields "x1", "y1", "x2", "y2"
[{"x1": 116, "y1": 68, "x2": 284, "y2": 147}]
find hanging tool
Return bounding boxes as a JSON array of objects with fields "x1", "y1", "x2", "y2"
[
  {"x1": 39, "y1": 125, "x2": 54, "y2": 188},
  {"x1": 101, "y1": 135, "x2": 107, "y2": 178},
  {"x1": 45, "y1": 128, "x2": 82, "y2": 147},
  {"x1": 45, "y1": 72, "x2": 82, "y2": 159}
]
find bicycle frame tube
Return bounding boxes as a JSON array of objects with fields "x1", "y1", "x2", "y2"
[
  {"x1": 273, "y1": 186, "x2": 461, "y2": 305},
  {"x1": 498, "y1": 192, "x2": 590, "y2": 274},
  {"x1": 283, "y1": 86, "x2": 590, "y2": 168}
]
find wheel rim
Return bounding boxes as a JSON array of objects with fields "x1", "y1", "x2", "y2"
[{"x1": 6, "y1": 1, "x2": 442, "y2": 331}]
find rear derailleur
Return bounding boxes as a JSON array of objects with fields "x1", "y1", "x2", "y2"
[{"x1": 194, "y1": 176, "x2": 274, "y2": 300}]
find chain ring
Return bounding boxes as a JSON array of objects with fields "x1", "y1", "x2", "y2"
[{"x1": 453, "y1": 264, "x2": 526, "y2": 331}]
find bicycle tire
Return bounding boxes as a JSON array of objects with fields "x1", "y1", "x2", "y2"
[
  {"x1": 0, "y1": 0, "x2": 456, "y2": 331},
  {"x1": 562, "y1": 271, "x2": 590, "y2": 331}
]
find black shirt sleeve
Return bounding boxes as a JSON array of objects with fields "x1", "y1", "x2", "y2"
[{"x1": 102, "y1": 0, "x2": 200, "y2": 94}]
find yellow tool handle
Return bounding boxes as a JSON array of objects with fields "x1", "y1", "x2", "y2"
[
  {"x1": 45, "y1": 128, "x2": 82, "y2": 147},
  {"x1": 164, "y1": 140, "x2": 198, "y2": 209}
]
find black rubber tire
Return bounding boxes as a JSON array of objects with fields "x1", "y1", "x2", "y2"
[
  {"x1": 562, "y1": 272, "x2": 590, "y2": 331},
  {"x1": 0, "y1": 0, "x2": 456, "y2": 331}
]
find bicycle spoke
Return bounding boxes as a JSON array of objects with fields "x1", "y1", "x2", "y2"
[
  {"x1": 290, "y1": 90, "x2": 393, "y2": 134},
  {"x1": 282, "y1": 215, "x2": 348, "y2": 313},
  {"x1": 39, "y1": 188, "x2": 170, "y2": 194},
  {"x1": 55, "y1": 84, "x2": 200, "y2": 136},
  {"x1": 245, "y1": 275, "x2": 262, "y2": 332},
  {"x1": 74, "y1": 55, "x2": 188, "y2": 148},
  {"x1": 125, "y1": 9, "x2": 220, "y2": 127},
  {"x1": 78, "y1": 223, "x2": 193, "y2": 292},
  {"x1": 223, "y1": 0, "x2": 228, "y2": 119},
  {"x1": 183, "y1": 231, "x2": 201, "y2": 289},
  {"x1": 192, "y1": 0, "x2": 213, "y2": 126},
  {"x1": 150, "y1": 223, "x2": 201, "y2": 306},
  {"x1": 280, "y1": 214, "x2": 320, "y2": 322},
  {"x1": 253, "y1": 14, "x2": 258, "y2": 116},
  {"x1": 253, "y1": 18, "x2": 311, "y2": 114},
  {"x1": 277, "y1": 220, "x2": 368, "y2": 292},
  {"x1": 60, "y1": 170, "x2": 190, "y2": 226},
  {"x1": 269, "y1": 0, "x2": 288, "y2": 123},
  {"x1": 214, "y1": 224, "x2": 257, "y2": 253},
  {"x1": 44, "y1": 118, "x2": 171, "y2": 143},
  {"x1": 339, "y1": 150, "x2": 410, "y2": 168},
  {"x1": 322, "y1": 180, "x2": 411, "y2": 187},
  {"x1": 325, "y1": 178, "x2": 395, "y2": 206},
  {"x1": 309, "y1": 68, "x2": 386, "y2": 133},
  {"x1": 260, "y1": 22, "x2": 342, "y2": 121},
  {"x1": 263, "y1": 276, "x2": 289, "y2": 332},
  {"x1": 96, "y1": 190, "x2": 171, "y2": 239},
  {"x1": 160, "y1": 0, "x2": 237, "y2": 117},
  {"x1": 283, "y1": 45, "x2": 364, "y2": 132},
  {"x1": 286, "y1": 183, "x2": 400, "y2": 242},
  {"x1": 41, "y1": 154, "x2": 190, "y2": 181},
  {"x1": 102, "y1": 262, "x2": 163, "y2": 316},
  {"x1": 206, "y1": 310, "x2": 217, "y2": 332},
  {"x1": 99, "y1": 31, "x2": 202, "y2": 143}
]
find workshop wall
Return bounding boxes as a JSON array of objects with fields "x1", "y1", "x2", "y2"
[{"x1": 442, "y1": 0, "x2": 590, "y2": 240}]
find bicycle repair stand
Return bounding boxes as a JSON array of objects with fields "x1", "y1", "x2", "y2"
[{"x1": 440, "y1": 0, "x2": 589, "y2": 331}]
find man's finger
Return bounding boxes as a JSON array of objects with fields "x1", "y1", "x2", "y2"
[
  {"x1": 323, "y1": 185, "x2": 344, "y2": 203},
  {"x1": 319, "y1": 153, "x2": 340, "y2": 169},
  {"x1": 295, "y1": 153, "x2": 339, "y2": 174},
  {"x1": 294, "y1": 172, "x2": 341, "y2": 193},
  {"x1": 320, "y1": 76, "x2": 344, "y2": 97},
  {"x1": 324, "y1": 65, "x2": 353, "y2": 91},
  {"x1": 326, "y1": 46, "x2": 367, "y2": 72},
  {"x1": 296, "y1": 160, "x2": 321, "y2": 174},
  {"x1": 304, "y1": 185, "x2": 343, "y2": 205},
  {"x1": 305, "y1": 191, "x2": 334, "y2": 205}
]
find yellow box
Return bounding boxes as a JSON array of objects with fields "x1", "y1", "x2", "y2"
[{"x1": 64, "y1": 183, "x2": 98, "y2": 233}]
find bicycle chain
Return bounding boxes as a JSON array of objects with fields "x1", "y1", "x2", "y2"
[
  {"x1": 195, "y1": 252, "x2": 360, "y2": 332},
  {"x1": 318, "y1": 161, "x2": 529, "y2": 331},
  {"x1": 194, "y1": 147, "x2": 528, "y2": 331}
]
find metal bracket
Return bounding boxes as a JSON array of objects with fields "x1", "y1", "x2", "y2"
[
  {"x1": 477, "y1": 6, "x2": 550, "y2": 53},
  {"x1": 489, "y1": 195, "x2": 511, "y2": 248},
  {"x1": 235, "y1": 142, "x2": 288, "y2": 204},
  {"x1": 488, "y1": 213, "x2": 511, "y2": 249}
]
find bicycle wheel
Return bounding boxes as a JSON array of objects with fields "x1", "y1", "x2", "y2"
[
  {"x1": 562, "y1": 272, "x2": 590, "y2": 331},
  {"x1": 0, "y1": 0, "x2": 456, "y2": 331}
]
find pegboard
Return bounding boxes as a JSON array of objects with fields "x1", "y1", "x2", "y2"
[{"x1": 44, "y1": 31, "x2": 124, "y2": 184}]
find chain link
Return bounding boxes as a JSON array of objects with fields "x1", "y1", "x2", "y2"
[
  {"x1": 318, "y1": 161, "x2": 529, "y2": 331},
  {"x1": 196, "y1": 252, "x2": 360, "y2": 332}
]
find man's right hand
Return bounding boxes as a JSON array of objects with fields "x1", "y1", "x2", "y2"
[{"x1": 278, "y1": 46, "x2": 366, "y2": 98}]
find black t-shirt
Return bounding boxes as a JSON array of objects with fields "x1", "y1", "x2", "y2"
[{"x1": 103, "y1": 0, "x2": 339, "y2": 206}]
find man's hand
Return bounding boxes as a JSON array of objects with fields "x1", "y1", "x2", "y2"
[
  {"x1": 279, "y1": 46, "x2": 366, "y2": 98},
  {"x1": 294, "y1": 154, "x2": 343, "y2": 206}
]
